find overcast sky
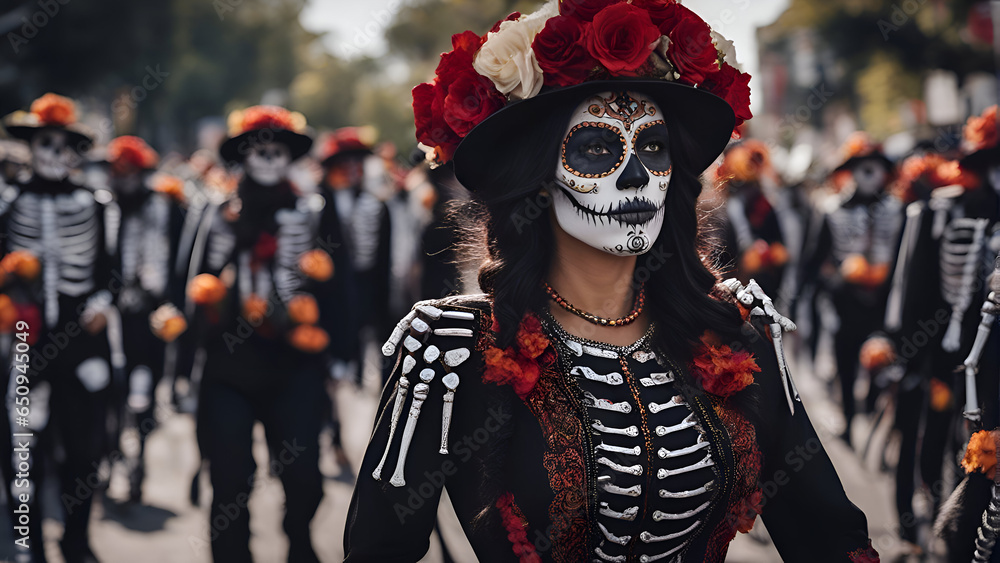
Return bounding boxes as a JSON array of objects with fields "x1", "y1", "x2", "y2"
[{"x1": 300, "y1": 0, "x2": 790, "y2": 107}]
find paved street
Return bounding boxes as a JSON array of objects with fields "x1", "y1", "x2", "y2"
[{"x1": 1, "y1": 338, "x2": 935, "y2": 562}]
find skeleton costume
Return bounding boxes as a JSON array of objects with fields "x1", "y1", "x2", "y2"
[
  {"x1": 715, "y1": 140, "x2": 788, "y2": 300},
  {"x1": 800, "y1": 132, "x2": 905, "y2": 444},
  {"x1": 0, "y1": 94, "x2": 114, "y2": 563},
  {"x1": 102, "y1": 136, "x2": 188, "y2": 503},
  {"x1": 315, "y1": 127, "x2": 390, "y2": 384},
  {"x1": 190, "y1": 106, "x2": 330, "y2": 563},
  {"x1": 346, "y1": 3, "x2": 878, "y2": 562},
  {"x1": 885, "y1": 106, "x2": 1000, "y2": 547}
]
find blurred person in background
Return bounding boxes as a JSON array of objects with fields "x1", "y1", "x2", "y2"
[
  {"x1": 881, "y1": 106, "x2": 1000, "y2": 549},
  {"x1": 1, "y1": 93, "x2": 117, "y2": 563},
  {"x1": 186, "y1": 105, "x2": 333, "y2": 562},
  {"x1": 800, "y1": 132, "x2": 905, "y2": 447},
  {"x1": 101, "y1": 135, "x2": 189, "y2": 504},
  {"x1": 713, "y1": 139, "x2": 789, "y2": 304},
  {"x1": 316, "y1": 126, "x2": 391, "y2": 389}
]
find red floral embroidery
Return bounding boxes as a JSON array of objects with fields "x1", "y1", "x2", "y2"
[
  {"x1": 702, "y1": 398, "x2": 763, "y2": 562},
  {"x1": 689, "y1": 331, "x2": 760, "y2": 397},
  {"x1": 523, "y1": 361, "x2": 589, "y2": 563},
  {"x1": 482, "y1": 312, "x2": 554, "y2": 399},
  {"x1": 848, "y1": 540, "x2": 881, "y2": 562},
  {"x1": 496, "y1": 492, "x2": 542, "y2": 563}
]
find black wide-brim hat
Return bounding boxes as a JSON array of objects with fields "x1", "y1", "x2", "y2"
[
  {"x1": 4, "y1": 123, "x2": 94, "y2": 153},
  {"x1": 833, "y1": 152, "x2": 894, "y2": 173},
  {"x1": 219, "y1": 129, "x2": 313, "y2": 165},
  {"x1": 453, "y1": 79, "x2": 736, "y2": 192},
  {"x1": 959, "y1": 144, "x2": 1000, "y2": 171}
]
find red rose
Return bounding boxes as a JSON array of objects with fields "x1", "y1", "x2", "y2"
[
  {"x1": 560, "y1": 0, "x2": 622, "y2": 22},
  {"x1": 703, "y1": 62, "x2": 753, "y2": 128},
  {"x1": 533, "y1": 15, "x2": 597, "y2": 87},
  {"x1": 443, "y1": 72, "x2": 506, "y2": 137},
  {"x1": 413, "y1": 30, "x2": 489, "y2": 162},
  {"x1": 586, "y1": 3, "x2": 660, "y2": 76},
  {"x1": 633, "y1": 0, "x2": 678, "y2": 27},
  {"x1": 665, "y1": 8, "x2": 719, "y2": 84}
]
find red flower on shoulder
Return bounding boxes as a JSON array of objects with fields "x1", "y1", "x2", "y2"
[
  {"x1": 689, "y1": 331, "x2": 759, "y2": 397},
  {"x1": 483, "y1": 312, "x2": 553, "y2": 399}
]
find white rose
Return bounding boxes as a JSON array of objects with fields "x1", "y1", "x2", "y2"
[
  {"x1": 710, "y1": 29, "x2": 737, "y2": 65},
  {"x1": 473, "y1": 1, "x2": 557, "y2": 100}
]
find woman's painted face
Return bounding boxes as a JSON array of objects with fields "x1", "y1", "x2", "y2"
[{"x1": 550, "y1": 91, "x2": 671, "y2": 256}]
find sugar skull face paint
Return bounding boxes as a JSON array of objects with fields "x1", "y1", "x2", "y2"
[{"x1": 551, "y1": 91, "x2": 671, "y2": 256}]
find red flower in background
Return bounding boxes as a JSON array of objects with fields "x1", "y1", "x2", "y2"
[
  {"x1": 586, "y1": 3, "x2": 659, "y2": 76},
  {"x1": 560, "y1": 0, "x2": 621, "y2": 22},
  {"x1": 533, "y1": 15, "x2": 597, "y2": 87}
]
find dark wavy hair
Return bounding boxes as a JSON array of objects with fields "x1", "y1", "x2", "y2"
[{"x1": 458, "y1": 96, "x2": 745, "y2": 359}]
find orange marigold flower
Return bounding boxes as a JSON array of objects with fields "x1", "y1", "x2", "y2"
[
  {"x1": 229, "y1": 105, "x2": 306, "y2": 136},
  {"x1": 841, "y1": 131, "x2": 881, "y2": 161},
  {"x1": 936, "y1": 160, "x2": 980, "y2": 190},
  {"x1": 515, "y1": 314, "x2": 549, "y2": 360},
  {"x1": 1, "y1": 250, "x2": 41, "y2": 281},
  {"x1": 149, "y1": 304, "x2": 187, "y2": 343},
  {"x1": 859, "y1": 336, "x2": 895, "y2": 371},
  {"x1": 152, "y1": 174, "x2": 186, "y2": 202},
  {"x1": 0, "y1": 294, "x2": 16, "y2": 333},
  {"x1": 287, "y1": 294, "x2": 319, "y2": 325},
  {"x1": 963, "y1": 105, "x2": 998, "y2": 153},
  {"x1": 929, "y1": 378, "x2": 952, "y2": 412},
  {"x1": 242, "y1": 294, "x2": 269, "y2": 322},
  {"x1": 107, "y1": 135, "x2": 159, "y2": 173},
  {"x1": 299, "y1": 249, "x2": 334, "y2": 282},
  {"x1": 961, "y1": 429, "x2": 999, "y2": 479},
  {"x1": 30, "y1": 93, "x2": 77, "y2": 126},
  {"x1": 690, "y1": 332, "x2": 759, "y2": 397},
  {"x1": 768, "y1": 241, "x2": 788, "y2": 267},
  {"x1": 840, "y1": 254, "x2": 870, "y2": 285},
  {"x1": 289, "y1": 324, "x2": 329, "y2": 353},
  {"x1": 188, "y1": 273, "x2": 227, "y2": 306}
]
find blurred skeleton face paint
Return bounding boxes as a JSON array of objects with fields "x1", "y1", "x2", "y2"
[
  {"x1": 852, "y1": 159, "x2": 887, "y2": 196},
  {"x1": 550, "y1": 91, "x2": 671, "y2": 256},
  {"x1": 243, "y1": 142, "x2": 291, "y2": 186},
  {"x1": 30, "y1": 129, "x2": 81, "y2": 181}
]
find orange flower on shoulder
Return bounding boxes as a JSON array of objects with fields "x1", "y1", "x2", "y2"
[
  {"x1": 289, "y1": 324, "x2": 329, "y2": 353},
  {"x1": 690, "y1": 331, "x2": 760, "y2": 397},
  {"x1": 1, "y1": 250, "x2": 41, "y2": 281},
  {"x1": 287, "y1": 294, "x2": 319, "y2": 325},
  {"x1": 483, "y1": 312, "x2": 552, "y2": 399},
  {"x1": 840, "y1": 254, "x2": 870, "y2": 285},
  {"x1": 299, "y1": 249, "x2": 334, "y2": 282},
  {"x1": 0, "y1": 294, "x2": 16, "y2": 333},
  {"x1": 962, "y1": 429, "x2": 999, "y2": 479},
  {"x1": 31, "y1": 93, "x2": 77, "y2": 126},
  {"x1": 188, "y1": 273, "x2": 227, "y2": 306},
  {"x1": 859, "y1": 336, "x2": 895, "y2": 371}
]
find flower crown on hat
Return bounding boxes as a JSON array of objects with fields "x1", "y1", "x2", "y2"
[
  {"x1": 413, "y1": 0, "x2": 752, "y2": 164},
  {"x1": 319, "y1": 126, "x2": 377, "y2": 163},
  {"x1": 962, "y1": 104, "x2": 997, "y2": 154},
  {"x1": 28, "y1": 93, "x2": 78, "y2": 127},
  {"x1": 840, "y1": 131, "x2": 883, "y2": 162},
  {"x1": 227, "y1": 105, "x2": 307, "y2": 137},
  {"x1": 108, "y1": 135, "x2": 159, "y2": 173}
]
